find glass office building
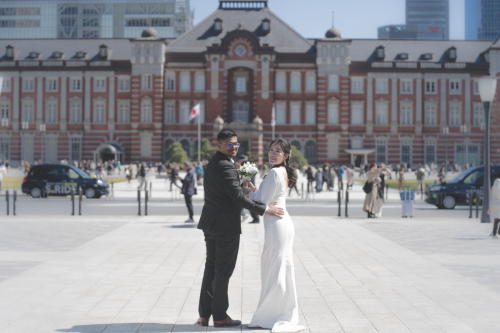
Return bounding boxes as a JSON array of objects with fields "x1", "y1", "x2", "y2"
[
  {"x1": 466, "y1": 0, "x2": 500, "y2": 40},
  {"x1": 406, "y1": 0, "x2": 449, "y2": 39},
  {"x1": 0, "y1": 0, "x2": 191, "y2": 39}
]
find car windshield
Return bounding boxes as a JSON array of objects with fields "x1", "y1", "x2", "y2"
[
  {"x1": 72, "y1": 167, "x2": 90, "y2": 179},
  {"x1": 448, "y1": 169, "x2": 478, "y2": 184}
]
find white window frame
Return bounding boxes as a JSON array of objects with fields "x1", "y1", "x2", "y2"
[
  {"x1": 45, "y1": 99, "x2": 58, "y2": 123},
  {"x1": 70, "y1": 137, "x2": 81, "y2": 162},
  {"x1": 275, "y1": 101, "x2": 286, "y2": 125},
  {"x1": 142, "y1": 74, "x2": 152, "y2": 91},
  {"x1": 450, "y1": 80, "x2": 461, "y2": 94},
  {"x1": 141, "y1": 97, "x2": 153, "y2": 123},
  {"x1": 117, "y1": 99, "x2": 130, "y2": 123},
  {"x1": 1, "y1": 77, "x2": 11, "y2": 92},
  {"x1": 290, "y1": 72, "x2": 301, "y2": 93},
  {"x1": 290, "y1": 101, "x2": 301, "y2": 124},
  {"x1": 69, "y1": 99, "x2": 82, "y2": 123},
  {"x1": 195, "y1": 73, "x2": 205, "y2": 92},
  {"x1": 473, "y1": 102, "x2": 484, "y2": 126},
  {"x1": 327, "y1": 97, "x2": 339, "y2": 124},
  {"x1": 179, "y1": 100, "x2": 190, "y2": 123},
  {"x1": 165, "y1": 72, "x2": 176, "y2": 91},
  {"x1": 94, "y1": 77, "x2": 106, "y2": 92},
  {"x1": 93, "y1": 99, "x2": 106, "y2": 123},
  {"x1": 425, "y1": 140, "x2": 437, "y2": 164},
  {"x1": 400, "y1": 102, "x2": 412, "y2": 125},
  {"x1": 46, "y1": 78, "x2": 58, "y2": 92},
  {"x1": 375, "y1": 138, "x2": 387, "y2": 164},
  {"x1": 305, "y1": 72, "x2": 316, "y2": 92},
  {"x1": 22, "y1": 99, "x2": 34, "y2": 123},
  {"x1": 328, "y1": 74, "x2": 339, "y2": 92},
  {"x1": 375, "y1": 79, "x2": 388, "y2": 94},
  {"x1": 0, "y1": 99, "x2": 10, "y2": 120},
  {"x1": 305, "y1": 101, "x2": 316, "y2": 124},
  {"x1": 425, "y1": 102, "x2": 437, "y2": 125},
  {"x1": 351, "y1": 101, "x2": 364, "y2": 125},
  {"x1": 180, "y1": 72, "x2": 190, "y2": 92},
  {"x1": 351, "y1": 78, "x2": 364, "y2": 93},
  {"x1": 70, "y1": 78, "x2": 82, "y2": 92},
  {"x1": 400, "y1": 139, "x2": 412, "y2": 165},
  {"x1": 375, "y1": 101, "x2": 388, "y2": 125},
  {"x1": 425, "y1": 80, "x2": 437, "y2": 94},
  {"x1": 235, "y1": 77, "x2": 247, "y2": 93},
  {"x1": 449, "y1": 103, "x2": 461, "y2": 126},
  {"x1": 401, "y1": 79, "x2": 412, "y2": 94},
  {"x1": 118, "y1": 76, "x2": 130, "y2": 92},
  {"x1": 164, "y1": 100, "x2": 175, "y2": 124},
  {"x1": 473, "y1": 80, "x2": 479, "y2": 95},
  {"x1": 23, "y1": 78, "x2": 35, "y2": 92},
  {"x1": 275, "y1": 71, "x2": 286, "y2": 92}
]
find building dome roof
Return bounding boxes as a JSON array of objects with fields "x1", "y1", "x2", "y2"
[
  {"x1": 325, "y1": 28, "x2": 341, "y2": 39},
  {"x1": 141, "y1": 28, "x2": 158, "y2": 38}
]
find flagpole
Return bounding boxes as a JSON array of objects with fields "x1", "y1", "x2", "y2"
[
  {"x1": 198, "y1": 107, "x2": 201, "y2": 163},
  {"x1": 272, "y1": 103, "x2": 275, "y2": 140}
]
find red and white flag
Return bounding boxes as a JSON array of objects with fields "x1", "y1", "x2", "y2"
[
  {"x1": 189, "y1": 104, "x2": 200, "y2": 122},
  {"x1": 271, "y1": 104, "x2": 276, "y2": 127}
]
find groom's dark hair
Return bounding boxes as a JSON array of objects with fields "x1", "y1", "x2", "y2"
[{"x1": 217, "y1": 129, "x2": 237, "y2": 142}]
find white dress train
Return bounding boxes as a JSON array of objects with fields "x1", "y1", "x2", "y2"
[{"x1": 248, "y1": 168, "x2": 304, "y2": 333}]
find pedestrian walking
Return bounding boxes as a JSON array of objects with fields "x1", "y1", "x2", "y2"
[
  {"x1": 438, "y1": 166, "x2": 446, "y2": 182},
  {"x1": 337, "y1": 164, "x2": 345, "y2": 191},
  {"x1": 346, "y1": 165, "x2": 355, "y2": 190},
  {"x1": 398, "y1": 166, "x2": 405, "y2": 191},
  {"x1": 137, "y1": 164, "x2": 146, "y2": 189},
  {"x1": 315, "y1": 167, "x2": 323, "y2": 193},
  {"x1": 288, "y1": 167, "x2": 300, "y2": 196},
  {"x1": 415, "y1": 165, "x2": 425, "y2": 194},
  {"x1": 322, "y1": 165, "x2": 331, "y2": 191},
  {"x1": 490, "y1": 170, "x2": 500, "y2": 238},
  {"x1": 363, "y1": 163, "x2": 381, "y2": 218},
  {"x1": 169, "y1": 162, "x2": 181, "y2": 191},
  {"x1": 358, "y1": 163, "x2": 365, "y2": 178},
  {"x1": 374, "y1": 163, "x2": 391, "y2": 218},
  {"x1": 306, "y1": 166, "x2": 314, "y2": 193},
  {"x1": 126, "y1": 165, "x2": 132, "y2": 183},
  {"x1": 195, "y1": 161, "x2": 204, "y2": 182},
  {"x1": 178, "y1": 161, "x2": 197, "y2": 223}
]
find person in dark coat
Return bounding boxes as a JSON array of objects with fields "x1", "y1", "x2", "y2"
[
  {"x1": 322, "y1": 164, "x2": 331, "y2": 191},
  {"x1": 306, "y1": 166, "x2": 314, "y2": 193},
  {"x1": 196, "y1": 129, "x2": 283, "y2": 328},
  {"x1": 169, "y1": 162, "x2": 181, "y2": 191},
  {"x1": 178, "y1": 161, "x2": 197, "y2": 223}
]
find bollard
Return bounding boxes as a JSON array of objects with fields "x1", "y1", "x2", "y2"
[
  {"x1": 469, "y1": 188, "x2": 473, "y2": 219},
  {"x1": 13, "y1": 189, "x2": 16, "y2": 216},
  {"x1": 138, "y1": 189, "x2": 141, "y2": 216},
  {"x1": 476, "y1": 189, "x2": 480, "y2": 219},
  {"x1": 345, "y1": 189, "x2": 349, "y2": 217},
  {"x1": 301, "y1": 183, "x2": 304, "y2": 200},
  {"x1": 78, "y1": 187, "x2": 82, "y2": 216},
  {"x1": 149, "y1": 182, "x2": 152, "y2": 198},
  {"x1": 386, "y1": 184, "x2": 389, "y2": 200},
  {"x1": 337, "y1": 190, "x2": 341, "y2": 217},
  {"x1": 111, "y1": 181, "x2": 114, "y2": 200},
  {"x1": 71, "y1": 187, "x2": 75, "y2": 216},
  {"x1": 145, "y1": 189, "x2": 148, "y2": 216},
  {"x1": 6, "y1": 190, "x2": 9, "y2": 216}
]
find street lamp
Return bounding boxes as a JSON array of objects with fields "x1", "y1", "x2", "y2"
[
  {"x1": 442, "y1": 126, "x2": 449, "y2": 175},
  {"x1": 478, "y1": 76, "x2": 497, "y2": 223},
  {"x1": 39, "y1": 123, "x2": 46, "y2": 164},
  {"x1": 460, "y1": 124, "x2": 468, "y2": 170}
]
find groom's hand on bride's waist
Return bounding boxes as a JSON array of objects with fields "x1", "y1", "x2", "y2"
[{"x1": 265, "y1": 202, "x2": 284, "y2": 218}]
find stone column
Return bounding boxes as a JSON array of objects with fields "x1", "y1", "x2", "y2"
[
  {"x1": 415, "y1": 78, "x2": 423, "y2": 133},
  {"x1": 12, "y1": 76, "x2": 19, "y2": 130},
  {"x1": 60, "y1": 76, "x2": 67, "y2": 131},
  {"x1": 366, "y1": 77, "x2": 373, "y2": 133},
  {"x1": 464, "y1": 78, "x2": 471, "y2": 128},
  {"x1": 84, "y1": 74, "x2": 91, "y2": 132},
  {"x1": 36, "y1": 76, "x2": 43, "y2": 125},
  {"x1": 390, "y1": 77, "x2": 398, "y2": 133},
  {"x1": 210, "y1": 56, "x2": 219, "y2": 99},
  {"x1": 108, "y1": 75, "x2": 115, "y2": 131},
  {"x1": 440, "y1": 78, "x2": 447, "y2": 127}
]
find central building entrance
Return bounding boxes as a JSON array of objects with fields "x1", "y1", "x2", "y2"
[{"x1": 228, "y1": 67, "x2": 253, "y2": 123}]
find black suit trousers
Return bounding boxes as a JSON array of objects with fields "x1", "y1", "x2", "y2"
[{"x1": 199, "y1": 228, "x2": 240, "y2": 321}]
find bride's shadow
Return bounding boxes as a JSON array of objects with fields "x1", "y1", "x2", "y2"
[{"x1": 57, "y1": 322, "x2": 216, "y2": 332}]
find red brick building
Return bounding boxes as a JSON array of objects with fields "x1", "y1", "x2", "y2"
[{"x1": 0, "y1": 0, "x2": 499, "y2": 167}]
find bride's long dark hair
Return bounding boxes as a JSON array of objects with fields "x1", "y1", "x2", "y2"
[{"x1": 268, "y1": 138, "x2": 297, "y2": 188}]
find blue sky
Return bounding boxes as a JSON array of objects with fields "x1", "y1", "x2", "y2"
[{"x1": 190, "y1": 0, "x2": 466, "y2": 40}]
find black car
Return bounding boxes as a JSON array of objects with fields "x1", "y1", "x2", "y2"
[
  {"x1": 22, "y1": 164, "x2": 109, "y2": 199},
  {"x1": 425, "y1": 165, "x2": 500, "y2": 209}
]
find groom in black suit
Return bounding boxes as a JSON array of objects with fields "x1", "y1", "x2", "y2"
[{"x1": 196, "y1": 129, "x2": 284, "y2": 327}]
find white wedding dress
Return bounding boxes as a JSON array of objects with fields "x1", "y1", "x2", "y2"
[{"x1": 248, "y1": 168, "x2": 304, "y2": 333}]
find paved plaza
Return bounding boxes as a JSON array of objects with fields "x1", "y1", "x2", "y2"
[{"x1": 1, "y1": 193, "x2": 500, "y2": 333}]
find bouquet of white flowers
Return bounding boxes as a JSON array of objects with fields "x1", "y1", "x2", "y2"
[{"x1": 238, "y1": 161, "x2": 259, "y2": 180}]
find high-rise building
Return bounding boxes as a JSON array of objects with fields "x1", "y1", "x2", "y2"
[
  {"x1": 0, "y1": 0, "x2": 191, "y2": 39},
  {"x1": 465, "y1": 0, "x2": 500, "y2": 40},
  {"x1": 378, "y1": 0, "x2": 449, "y2": 40}
]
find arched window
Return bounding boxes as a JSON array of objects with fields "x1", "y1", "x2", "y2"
[
  {"x1": 291, "y1": 140, "x2": 301, "y2": 151},
  {"x1": 180, "y1": 139, "x2": 190, "y2": 156},
  {"x1": 305, "y1": 141, "x2": 316, "y2": 163},
  {"x1": 165, "y1": 139, "x2": 174, "y2": 153}
]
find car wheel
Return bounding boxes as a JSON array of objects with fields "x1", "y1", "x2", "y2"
[
  {"x1": 443, "y1": 196, "x2": 456, "y2": 209},
  {"x1": 31, "y1": 187, "x2": 41, "y2": 198},
  {"x1": 85, "y1": 188, "x2": 95, "y2": 199}
]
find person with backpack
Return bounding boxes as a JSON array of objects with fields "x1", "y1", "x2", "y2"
[{"x1": 363, "y1": 163, "x2": 381, "y2": 218}]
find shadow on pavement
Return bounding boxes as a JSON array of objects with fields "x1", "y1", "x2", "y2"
[
  {"x1": 58, "y1": 323, "x2": 216, "y2": 332},
  {"x1": 168, "y1": 224, "x2": 198, "y2": 228}
]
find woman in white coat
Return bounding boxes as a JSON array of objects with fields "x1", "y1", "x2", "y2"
[{"x1": 489, "y1": 170, "x2": 500, "y2": 237}]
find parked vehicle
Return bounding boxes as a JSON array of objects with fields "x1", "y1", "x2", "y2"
[
  {"x1": 425, "y1": 165, "x2": 500, "y2": 209},
  {"x1": 21, "y1": 164, "x2": 109, "y2": 199}
]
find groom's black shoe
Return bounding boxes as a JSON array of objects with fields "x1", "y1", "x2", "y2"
[
  {"x1": 214, "y1": 315, "x2": 241, "y2": 327},
  {"x1": 249, "y1": 220, "x2": 260, "y2": 224},
  {"x1": 196, "y1": 317, "x2": 209, "y2": 326}
]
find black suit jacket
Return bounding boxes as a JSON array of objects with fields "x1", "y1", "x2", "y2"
[{"x1": 198, "y1": 151, "x2": 266, "y2": 235}]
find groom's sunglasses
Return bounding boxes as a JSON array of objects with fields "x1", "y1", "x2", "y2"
[{"x1": 226, "y1": 143, "x2": 240, "y2": 148}]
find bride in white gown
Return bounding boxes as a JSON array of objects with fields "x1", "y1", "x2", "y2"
[{"x1": 243, "y1": 139, "x2": 304, "y2": 333}]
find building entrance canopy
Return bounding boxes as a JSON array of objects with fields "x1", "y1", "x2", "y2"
[{"x1": 344, "y1": 149, "x2": 375, "y2": 167}]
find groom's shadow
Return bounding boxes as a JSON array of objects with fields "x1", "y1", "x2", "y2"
[{"x1": 57, "y1": 322, "x2": 253, "y2": 332}]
